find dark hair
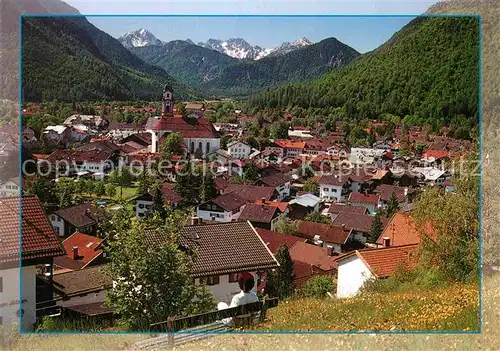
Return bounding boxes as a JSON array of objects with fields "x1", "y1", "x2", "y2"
[{"x1": 238, "y1": 272, "x2": 255, "y2": 292}]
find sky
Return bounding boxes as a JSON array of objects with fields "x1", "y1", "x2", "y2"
[{"x1": 63, "y1": 0, "x2": 439, "y2": 53}]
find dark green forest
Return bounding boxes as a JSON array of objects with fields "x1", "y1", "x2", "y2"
[
  {"x1": 21, "y1": 17, "x2": 200, "y2": 102},
  {"x1": 247, "y1": 17, "x2": 479, "y2": 127}
]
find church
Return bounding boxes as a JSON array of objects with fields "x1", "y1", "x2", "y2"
[{"x1": 146, "y1": 84, "x2": 220, "y2": 156}]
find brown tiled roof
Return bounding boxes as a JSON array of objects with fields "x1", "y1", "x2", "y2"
[
  {"x1": 0, "y1": 196, "x2": 65, "y2": 264},
  {"x1": 374, "y1": 184, "x2": 417, "y2": 202},
  {"x1": 146, "y1": 116, "x2": 219, "y2": 138},
  {"x1": 338, "y1": 244, "x2": 418, "y2": 278},
  {"x1": 316, "y1": 174, "x2": 349, "y2": 186},
  {"x1": 64, "y1": 302, "x2": 114, "y2": 316},
  {"x1": 75, "y1": 140, "x2": 120, "y2": 152},
  {"x1": 296, "y1": 220, "x2": 352, "y2": 245},
  {"x1": 224, "y1": 184, "x2": 277, "y2": 202},
  {"x1": 288, "y1": 241, "x2": 337, "y2": 271},
  {"x1": 53, "y1": 232, "x2": 103, "y2": 271},
  {"x1": 255, "y1": 228, "x2": 304, "y2": 254},
  {"x1": 348, "y1": 192, "x2": 380, "y2": 205},
  {"x1": 260, "y1": 172, "x2": 292, "y2": 188},
  {"x1": 378, "y1": 213, "x2": 435, "y2": 246},
  {"x1": 53, "y1": 203, "x2": 106, "y2": 229},
  {"x1": 52, "y1": 264, "x2": 111, "y2": 296},
  {"x1": 208, "y1": 192, "x2": 247, "y2": 212},
  {"x1": 144, "y1": 221, "x2": 279, "y2": 278},
  {"x1": 239, "y1": 204, "x2": 280, "y2": 223},
  {"x1": 333, "y1": 212, "x2": 389, "y2": 233},
  {"x1": 47, "y1": 149, "x2": 114, "y2": 164},
  {"x1": 327, "y1": 204, "x2": 367, "y2": 215},
  {"x1": 161, "y1": 183, "x2": 184, "y2": 203}
]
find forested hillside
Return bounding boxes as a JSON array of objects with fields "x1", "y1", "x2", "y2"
[
  {"x1": 201, "y1": 37, "x2": 360, "y2": 97},
  {"x1": 247, "y1": 16, "x2": 479, "y2": 127},
  {"x1": 21, "y1": 17, "x2": 200, "y2": 102}
]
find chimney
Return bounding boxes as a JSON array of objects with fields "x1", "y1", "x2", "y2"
[
  {"x1": 261, "y1": 197, "x2": 266, "y2": 207},
  {"x1": 191, "y1": 217, "x2": 200, "y2": 225},
  {"x1": 383, "y1": 237, "x2": 391, "y2": 248},
  {"x1": 72, "y1": 246, "x2": 79, "y2": 260},
  {"x1": 341, "y1": 224, "x2": 346, "y2": 230},
  {"x1": 404, "y1": 188, "x2": 408, "y2": 196}
]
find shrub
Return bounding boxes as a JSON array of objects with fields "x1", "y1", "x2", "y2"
[{"x1": 301, "y1": 275, "x2": 335, "y2": 298}]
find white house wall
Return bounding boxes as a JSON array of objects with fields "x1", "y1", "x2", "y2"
[
  {"x1": 195, "y1": 271, "x2": 258, "y2": 304},
  {"x1": 336, "y1": 255, "x2": 373, "y2": 298},
  {"x1": 0, "y1": 266, "x2": 37, "y2": 331}
]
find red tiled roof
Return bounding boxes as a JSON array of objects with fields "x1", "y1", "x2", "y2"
[
  {"x1": 273, "y1": 139, "x2": 306, "y2": 149},
  {"x1": 333, "y1": 212, "x2": 389, "y2": 233},
  {"x1": 0, "y1": 196, "x2": 65, "y2": 264},
  {"x1": 144, "y1": 221, "x2": 279, "y2": 277},
  {"x1": 349, "y1": 192, "x2": 380, "y2": 205},
  {"x1": 289, "y1": 241, "x2": 337, "y2": 271},
  {"x1": 224, "y1": 184, "x2": 277, "y2": 202},
  {"x1": 209, "y1": 192, "x2": 247, "y2": 212},
  {"x1": 161, "y1": 183, "x2": 184, "y2": 203},
  {"x1": 146, "y1": 116, "x2": 219, "y2": 138},
  {"x1": 260, "y1": 172, "x2": 291, "y2": 188},
  {"x1": 255, "y1": 200, "x2": 288, "y2": 212},
  {"x1": 255, "y1": 228, "x2": 304, "y2": 254},
  {"x1": 47, "y1": 149, "x2": 114, "y2": 164},
  {"x1": 53, "y1": 232, "x2": 103, "y2": 271},
  {"x1": 316, "y1": 174, "x2": 349, "y2": 187},
  {"x1": 422, "y1": 149, "x2": 450, "y2": 159},
  {"x1": 32, "y1": 153, "x2": 50, "y2": 159},
  {"x1": 378, "y1": 213, "x2": 435, "y2": 246},
  {"x1": 345, "y1": 244, "x2": 419, "y2": 278},
  {"x1": 327, "y1": 204, "x2": 367, "y2": 215},
  {"x1": 296, "y1": 220, "x2": 352, "y2": 245},
  {"x1": 239, "y1": 204, "x2": 281, "y2": 223}
]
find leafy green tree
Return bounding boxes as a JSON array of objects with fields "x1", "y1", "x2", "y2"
[
  {"x1": 161, "y1": 132, "x2": 184, "y2": 157},
  {"x1": 243, "y1": 163, "x2": 260, "y2": 184},
  {"x1": 194, "y1": 147, "x2": 203, "y2": 160},
  {"x1": 266, "y1": 245, "x2": 295, "y2": 299},
  {"x1": 304, "y1": 212, "x2": 330, "y2": 224},
  {"x1": 275, "y1": 216, "x2": 298, "y2": 235},
  {"x1": 175, "y1": 103, "x2": 187, "y2": 116},
  {"x1": 175, "y1": 162, "x2": 201, "y2": 204},
  {"x1": 105, "y1": 183, "x2": 117, "y2": 199},
  {"x1": 106, "y1": 211, "x2": 216, "y2": 330},
  {"x1": 200, "y1": 171, "x2": 218, "y2": 203},
  {"x1": 303, "y1": 179, "x2": 318, "y2": 195},
  {"x1": 220, "y1": 135, "x2": 233, "y2": 150},
  {"x1": 94, "y1": 181, "x2": 106, "y2": 197},
  {"x1": 368, "y1": 211, "x2": 384, "y2": 243},
  {"x1": 109, "y1": 167, "x2": 133, "y2": 200},
  {"x1": 270, "y1": 122, "x2": 289, "y2": 139},
  {"x1": 301, "y1": 275, "x2": 335, "y2": 298},
  {"x1": 386, "y1": 192, "x2": 400, "y2": 217}
]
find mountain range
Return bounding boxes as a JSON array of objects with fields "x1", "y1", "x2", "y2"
[{"x1": 118, "y1": 29, "x2": 313, "y2": 60}]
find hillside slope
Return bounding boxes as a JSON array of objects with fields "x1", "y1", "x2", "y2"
[
  {"x1": 202, "y1": 37, "x2": 360, "y2": 97},
  {"x1": 21, "y1": 17, "x2": 200, "y2": 102},
  {"x1": 131, "y1": 40, "x2": 239, "y2": 87},
  {"x1": 256, "y1": 283, "x2": 479, "y2": 332},
  {"x1": 248, "y1": 16, "x2": 479, "y2": 126}
]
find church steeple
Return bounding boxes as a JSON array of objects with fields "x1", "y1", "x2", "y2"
[{"x1": 161, "y1": 83, "x2": 173, "y2": 116}]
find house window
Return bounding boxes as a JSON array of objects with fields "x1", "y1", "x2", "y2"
[
  {"x1": 206, "y1": 142, "x2": 210, "y2": 154},
  {"x1": 201, "y1": 275, "x2": 219, "y2": 286},
  {"x1": 51, "y1": 215, "x2": 56, "y2": 221},
  {"x1": 229, "y1": 273, "x2": 238, "y2": 283},
  {"x1": 323, "y1": 188, "x2": 329, "y2": 192},
  {"x1": 139, "y1": 204, "x2": 144, "y2": 209}
]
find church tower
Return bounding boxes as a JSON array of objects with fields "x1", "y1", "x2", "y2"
[{"x1": 161, "y1": 83, "x2": 173, "y2": 116}]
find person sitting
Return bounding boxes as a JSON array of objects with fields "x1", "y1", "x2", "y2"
[{"x1": 217, "y1": 272, "x2": 259, "y2": 326}]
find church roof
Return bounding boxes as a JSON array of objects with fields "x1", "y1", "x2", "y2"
[{"x1": 146, "y1": 116, "x2": 219, "y2": 139}]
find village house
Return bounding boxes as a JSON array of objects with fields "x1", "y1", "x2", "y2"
[
  {"x1": 296, "y1": 220, "x2": 354, "y2": 254},
  {"x1": 42, "y1": 125, "x2": 71, "y2": 146},
  {"x1": 0, "y1": 196, "x2": 65, "y2": 331},
  {"x1": 348, "y1": 192, "x2": 381, "y2": 214},
  {"x1": 106, "y1": 122, "x2": 145, "y2": 140},
  {"x1": 227, "y1": 140, "x2": 252, "y2": 159},
  {"x1": 146, "y1": 85, "x2": 220, "y2": 155},
  {"x1": 259, "y1": 172, "x2": 292, "y2": 201},
  {"x1": 133, "y1": 183, "x2": 183, "y2": 219},
  {"x1": 184, "y1": 102, "x2": 205, "y2": 118},
  {"x1": 288, "y1": 192, "x2": 322, "y2": 220},
  {"x1": 335, "y1": 244, "x2": 418, "y2": 298},
  {"x1": 288, "y1": 241, "x2": 337, "y2": 288},
  {"x1": 327, "y1": 203, "x2": 367, "y2": 221},
  {"x1": 374, "y1": 184, "x2": 417, "y2": 208},
  {"x1": 0, "y1": 177, "x2": 20, "y2": 198},
  {"x1": 144, "y1": 221, "x2": 279, "y2": 303},
  {"x1": 411, "y1": 167, "x2": 449, "y2": 186},
  {"x1": 327, "y1": 145, "x2": 349, "y2": 158},
  {"x1": 272, "y1": 139, "x2": 306, "y2": 157},
  {"x1": 49, "y1": 203, "x2": 106, "y2": 237},
  {"x1": 349, "y1": 147, "x2": 387, "y2": 165},
  {"x1": 196, "y1": 192, "x2": 247, "y2": 222},
  {"x1": 378, "y1": 212, "x2": 435, "y2": 247},
  {"x1": 222, "y1": 184, "x2": 278, "y2": 202},
  {"x1": 333, "y1": 212, "x2": 389, "y2": 244},
  {"x1": 45, "y1": 148, "x2": 115, "y2": 178},
  {"x1": 63, "y1": 114, "x2": 105, "y2": 129},
  {"x1": 316, "y1": 174, "x2": 350, "y2": 202},
  {"x1": 238, "y1": 203, "x2": 282, "y2": 231},
  {"x1": 53, "y1": 232, "x2": 106, "y2": 272}
]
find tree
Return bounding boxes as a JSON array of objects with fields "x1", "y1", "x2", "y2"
[
  {"x1": 275, "y1": 216, "x2": 298, "y2": 235},
  {"x1": 106, "y1": 211, "x2": 216, "y2": 330},
  {"x1": 27, "y1": 176, "x2": 56, "y2": 208},
  {"x1": 94, "y1": 181, "x2": 106, "y2": 197},
  {"x1": 161, "y1": 132, "x2": 184, "y2": 157},
  {"x1": 386, "y1": 191, "x2": 400, "y2": 217},
  {"x1": 270, "y1": 122, "x2": 289, "y2": 139},
  {"x1": 220, "y1": 135, "x2": 233, "y2": 150},
  {"x1": 304, "y1": 212, "x2": 330, "y2": 224},
  {"x1": 199, "y1": 171, "x2": 218, "y2": 203},
  {"x1": 136, "y1": 168, "x2": 153, "y2": 195},
  {"x1": 109, "y1": 167, "x2": 133, "y2": 200},
  {"x1": 368, "y1": 211, "x2": 384, "y2": 243},
  {"x1": 266, "y1": 245, "x2": 295, "y2": 299},
  {"x1": 301, "y1": 275, "x2": 335, "y2": 298},
  {"x1": 55, "y1": 178, "x2": 75, "y2": 208},
  {"x1": 303, "y1": 179, "x2": 318, "y2": 195},
  {"x1": 194, "y1": 147, "x2": 203, "y2": 160},
  {"x1": 243, "y1": 163, "x2": 260, "y2": 184},
  {"x1": 175, "y1": 162, "x2": 201, "y2": 204},
  {"x1": 367, "y1": 128, "x2": 376, "y2": 146},
  {"x1": 175, "y1": 103, "x2": 186, "y2": 116},
  {"x1": 105, "y1": 183, "x2": 117, "y2": 199}
]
